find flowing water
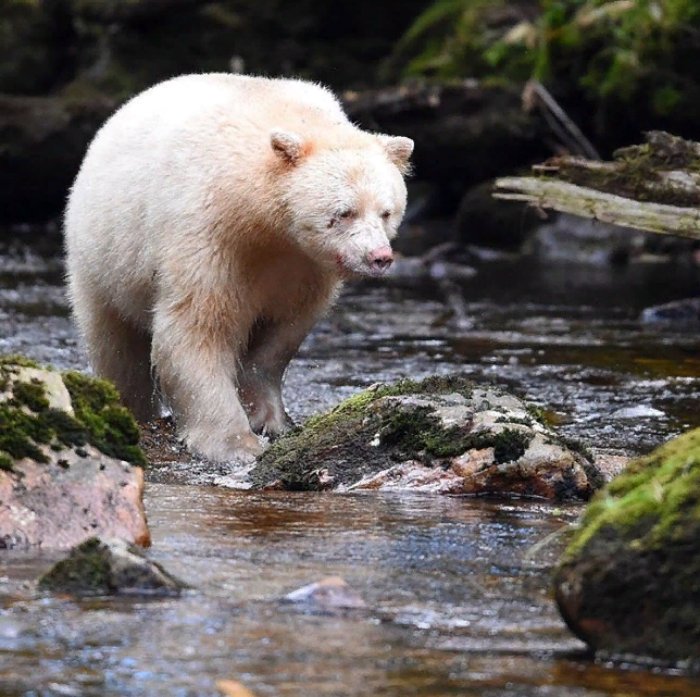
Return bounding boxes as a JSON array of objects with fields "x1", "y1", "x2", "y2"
[{"x1": 1, "y1": 234, "x2": 699, "y2": 696}]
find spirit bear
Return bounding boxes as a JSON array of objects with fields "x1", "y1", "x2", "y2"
[{"x1": 64, "y1": 74, "x2": 413, "y2": 462}]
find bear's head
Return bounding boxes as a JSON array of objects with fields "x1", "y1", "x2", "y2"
[{"x1": 271, "y1": 130, "x2": 413, "y2": 277}]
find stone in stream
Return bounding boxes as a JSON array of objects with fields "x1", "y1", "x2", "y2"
[
  {"x1": 553, "y1": 428, "x2": 700, "y2": 668},
  {"x1": 641, "y1": 297, "x2": 700, "y2": 328},
  {"x1": 249, "y1": 375, "x2": 605, "y2": 500},
  {"x1": 38, "y1": 537, "x2": 186, "y2": 596},
  {"x1": 283, "y1": 576, "x2": 367, "y2": 610},
  {"x1": 0, "y1": 356, "x2": 149, "y2": 549}
]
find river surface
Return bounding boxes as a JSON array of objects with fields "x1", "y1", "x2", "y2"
[{"x1": 1, "y1": 235, "x2": 699, "y2": 696}]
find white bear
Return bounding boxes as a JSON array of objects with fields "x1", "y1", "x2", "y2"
[{"x1": 64, "y1": 73, "x2": 413, "y2": 463}]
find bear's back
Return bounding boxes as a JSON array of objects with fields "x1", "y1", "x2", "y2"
[{"x1": 96, "y1": 74, "x2": 349, "y2": 148}]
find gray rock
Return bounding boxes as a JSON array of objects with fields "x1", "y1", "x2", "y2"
[
  {"x1": 250, "y1": 375, "x2": 603, "y2": 500},
  {"x1": 641, "y1": 297, "x2": 700, "y2": 327},
  {"x1": 38, "y1": 537, "x2": 187, "y2": 596}
]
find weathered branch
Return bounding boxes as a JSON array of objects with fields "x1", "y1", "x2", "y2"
[
  {"x1": 493, "y1": 131, "x2": 700, "y2": 241},
  {"x1": 495, "y1": 177, "x2": 700, "y2": 240}
]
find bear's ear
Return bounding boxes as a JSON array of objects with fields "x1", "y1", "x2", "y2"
[
  {"x1": 270, "y1": 129, "x2": 305, "y2": 165},
  {"x1": 377, "y1": 135, "x2": 414, "y2": 173}
]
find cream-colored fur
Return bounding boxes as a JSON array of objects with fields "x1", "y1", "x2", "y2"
[{"x1": 64, "y1": 73, "x2": 413, "y2": 463}]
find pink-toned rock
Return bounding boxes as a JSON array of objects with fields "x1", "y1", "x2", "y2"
[
  {"x1": 284, "y1": 576, "x2": 367, "y2": 610},
  {"x1": 0, "y1": 444, "x2": 150, "y2": 550},
  {"x1": 347, "y1": 461, "x2": 465, "y2": 494},
  {"x1": 0, "y1": 359, "x2": 149, "y2": 549}
]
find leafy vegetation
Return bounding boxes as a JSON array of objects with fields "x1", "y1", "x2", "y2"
[{"x1": 390, "y1": 1, "x2": 700, "y2": 143}]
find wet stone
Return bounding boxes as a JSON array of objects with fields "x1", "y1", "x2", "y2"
[
  {"x1": 641, "y1": 297, "x2": 700, "y2": 328},
  {"x1": 250, "y1": 375, "x2": 603, "y2": 500},
  {"x1": 0, "y1": 357, "x2": 149, "y2": 549},
  {"x1": 283, "y1": 576, "x2": 367, "y2": 611},
  {"x1": 38, "y1": 537, "x2": 187, "y2": 596},
  {"x1": 554, "y1": 428, "x2": 700, "y2": 667}
]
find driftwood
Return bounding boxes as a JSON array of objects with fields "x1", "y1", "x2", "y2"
[{"x1": 494, "y1": 131, "x2": 700, "y2": 241}]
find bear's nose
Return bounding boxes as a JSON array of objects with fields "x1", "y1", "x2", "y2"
[{"x1": 367, "y1": 246, "x2": 394, "y2": 273}]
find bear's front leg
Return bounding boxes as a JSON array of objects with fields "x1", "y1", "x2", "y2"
[
  {"x1": 238, "y1": 316, "x2": 318, "y2": 437},
  {"x1": 151, "y1": 300, "x2": 262, "y2": 463}
]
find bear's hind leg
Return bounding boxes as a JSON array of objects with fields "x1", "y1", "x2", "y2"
[{"x1": 75, "y1": 298, "x2": 158, "y2": 421}]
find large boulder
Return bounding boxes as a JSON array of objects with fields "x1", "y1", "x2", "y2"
[
  {"x1": 554, "y1": 428, "x2": 700, "y2": 666},
  {"x1": 0, "y1": 356, "x2": 149, "y2": 549},
  {"x1": 249, "y1": 375, "x2": 603, "y2": 500}
]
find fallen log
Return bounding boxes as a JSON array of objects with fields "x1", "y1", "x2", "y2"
[{"x1": 494, "y1": 131, "x2": 700, "y2": 241}]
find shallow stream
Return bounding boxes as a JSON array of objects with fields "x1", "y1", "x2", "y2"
[{"x1": 1, "y1": 237, "x2": 699, "y2": 696}]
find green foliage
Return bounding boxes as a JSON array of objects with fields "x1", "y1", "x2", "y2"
[{"x1": 391, "y1": 0, "x2": 700, "y2": 131}]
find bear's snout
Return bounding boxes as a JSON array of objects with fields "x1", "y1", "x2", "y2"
[{"x1": 366, "y1": 246, "x2": 394, "y2": 274}]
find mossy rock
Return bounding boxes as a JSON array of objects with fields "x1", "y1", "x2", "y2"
[
  {"x1": 0, "y1": 355, "x2": 145, "y2": 469},
  {"x1": 250, "y1": 375, "x2": 600, "y2": 499},
  {"x1": 38, "y1": 537, "x2": 186, "y2": 596},
  {"x1": 554, "y1": 428, "x2": 700, "y2": 666}
]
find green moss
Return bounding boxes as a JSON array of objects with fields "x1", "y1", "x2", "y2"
[
  {"x1": 547, "y1": 131, "x2": 700, "y2": 208},
  {"x1": 62, "y1": 371, "x2": 145, "y2": 466},
  {"x1": 0, "y1": 358, "x2": 145, "y2": 469},
  {"x1": 554, "y1": 427, "x2": 700, "y2": 661},
  {"x1": 0, "y1": 401, "x2": 51, "y2": 463},
  {"x1": 379, "y1": 404, "x2": 441, "y2": 456},
  {"x1": 561, "y1": 428, "x2": 700, "y2": 560},
  {"x1": 0, "y1": 354, "x2": 40, "y2": 392},
  {"x1": 559, "y1": 435, "x2": 594, "y2": 463},
  {"x1": 490, "y1": 428, "x2": 531, "y2": 463},
  {"x1": 11, "y1": 379, "x2": 50, "y2": 412},
  {"x1": 525, "y1": 403, "x2": 554, "y2": 426},
  {"x1": 42, "y1": 408, "x2": 88, "y2": 447},
  {"x1": 38, "y1": 537, "x2": 112, "y2": 594},
  {"x1": 251, "y1": 375, "x2": 546, "y2": 490},
  {"x1": 0, "y1": 453, "x2": 14, "y2": 472},
  {"x1": 495, "y1": 415, "x2": 535, "y2": 427},
  {"x1": 0, "y1": 354, "x2": 40, "y2": 370}
]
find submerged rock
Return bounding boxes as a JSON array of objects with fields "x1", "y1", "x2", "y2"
[
  {"x1": 554, "y1": 428, "x2": 700, "y2": 666},
  {"x1": 283, "y1": 576, "x2": 367, "y2": 611},
  {"x1": 216, "y1": 680, "x2": 259, "y2": 697},
  {"x1": 641, "y1": 297, "x2": 700, "y2": 328},
  {"x1": 38, "y1": 537, "x2": 186, "y2": 596},
  {"x1": 249, "y1": 376, "x2": 602, "y2": 500},
  {"x1": 0, "y1": 356, "x2": 149, "y2": 549}
]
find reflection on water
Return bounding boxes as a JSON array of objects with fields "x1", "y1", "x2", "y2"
[
  {"x1": 2, "y1": 487, "x2": 698, "y2": 696},
  {"x1": 0, "y1": 240, "x2": 699, "y2": 695}
]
